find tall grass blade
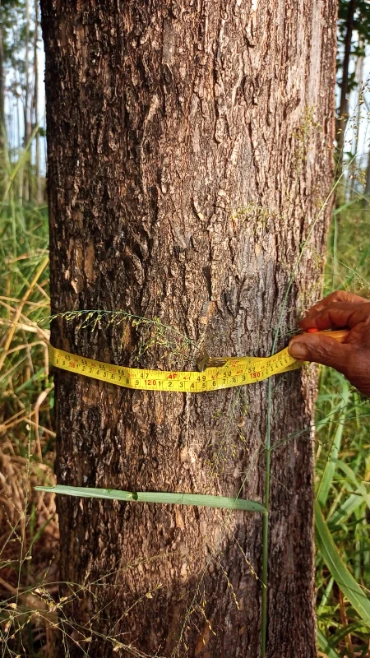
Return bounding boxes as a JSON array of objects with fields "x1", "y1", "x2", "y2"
[
  {"x1": 317, "y1": 628, "x2": 341, "y2": 658},
  {"x1": 329, "y1": 493, "x2": 366, "y2": 528},
  {"x1": 333, "y1": 458, "x2": 370, "y2": 509},
  {"x1": 317, "y1": 381, "x2": 350, "y2": 506},
  {"x1": 315, "y1": 500, "x2": 370, "y2": 626},
  {"x1": 2, "y1": 124, "x2": 41, "y2": 203},
  {"x1": 35, "y1": 484, "x2": 266, "y2": 512}
]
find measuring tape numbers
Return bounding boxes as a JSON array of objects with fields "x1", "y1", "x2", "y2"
[
  {"x1": 49, "y1": 345, "x2": 299, "y2": 393},
  {"x1": 49, "y1": 330, "x2": 348, "y2": 393}
]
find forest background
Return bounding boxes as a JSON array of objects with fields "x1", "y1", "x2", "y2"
[{"x1": 1, "y1": 1, "x2": 370, "y2": 656}]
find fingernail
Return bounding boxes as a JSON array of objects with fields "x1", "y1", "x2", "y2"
[{"x1": 289, "y1": 342, "x2": 309, "y2": 360}]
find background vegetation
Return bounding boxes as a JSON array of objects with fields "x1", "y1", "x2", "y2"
[{"x1": 1, "y1": 1, "x2": 370, "y2": 656}]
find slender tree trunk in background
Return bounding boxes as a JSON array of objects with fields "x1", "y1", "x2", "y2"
[
  {"x1": 0, "y1": 22, "x2": 7, "y2": 190},
  {"x1": 365, "y1": 148, "x2": 370, "y2": 198},
  {"x1": 23, "y1": 0, "x2": 31, "y2": 201},
  {"x1": 349, "y1": 37, "x2": 364, "y2": 200},
  {"x1": 41, "y1": 2, "x2": 337, "y2": 657},
  {"x1": 336, "y1": 0, "x2": 356, "y2": 179},
  {"x1": 363, "y1": 91, "x2": 370, "y2": 201},
  {"x1": 33, "y1": 0, "x2": 41, "y2": 204},
  {"x1": 17, "y1": 99, "x2": 22, "y2": 201}
]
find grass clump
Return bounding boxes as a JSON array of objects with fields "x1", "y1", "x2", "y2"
[
  {"x1": 315, "y1": 201, "x2": 370, "y2": 658},
  {"x1": 1, "y1": 173, "x2": 370, "y2": 658},
  {"x1": 0, "y1": 188, "x2": 57, "y2": 656}
]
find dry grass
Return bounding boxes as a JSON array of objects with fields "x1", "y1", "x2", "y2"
[
  {"x1": 1, "y1": 195, "x2": 370, "y2": 657},
  {"x1": 0, "y1": 201, "x2": 59, "y2": 656}
]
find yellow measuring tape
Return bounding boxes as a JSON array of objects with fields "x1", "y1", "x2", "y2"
[
  {"x1": 49, "y1": 330, "x2": 347, "y2": 393},
  {"x1": 49, "y1": 345, "x2": 299, "y2": 393}
]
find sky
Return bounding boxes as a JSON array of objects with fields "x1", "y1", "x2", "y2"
[{"x1": 5, "y1": 23, "x2": 370, "y2": 185}]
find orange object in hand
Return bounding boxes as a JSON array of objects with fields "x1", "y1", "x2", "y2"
[
  {"x1": 304, "y1": 329, "x2": 349, "y2": 342},
  {"x1": 292, "y1": 290, "x2": 370, "y2": 398}
]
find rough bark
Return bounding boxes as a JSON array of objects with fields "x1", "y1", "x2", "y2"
[
  {"x1": 41, "y1": 2, "x2": 337, "y2": 657},
  {"x1": 336, "y1": 0, "x2": 356, "y2": 163}
]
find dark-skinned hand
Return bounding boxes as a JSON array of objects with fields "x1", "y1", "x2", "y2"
[{"x1": 288, "y1": 290, "x2": 370, "y2": 397}]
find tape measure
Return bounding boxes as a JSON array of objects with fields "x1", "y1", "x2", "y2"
[{"x1": 49, "y1": 330, "x2": 348, "y2": 393}]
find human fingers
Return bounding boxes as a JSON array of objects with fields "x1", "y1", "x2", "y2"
[
  {"x1": 343, "y1": 320, "x2": 370, "y2": 350},
  {"x1": 303, "y1": 290, "x2": 368, "y2": 317},
  {"x1": 289, "y1": 334, "x2": 352, "y2": 370},
  {"x1": 288, "y1": 334, "x2": 370, "y2": 397},
  {"x1": 299, "y1": 302, "x2": 370, "y2": 331}
]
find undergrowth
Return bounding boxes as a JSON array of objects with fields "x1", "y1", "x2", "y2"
[
  {"x1": 315, "y1": 201, "x2": 370, "y2": 658},
  {"x1": 1, "y1": 183, "x2": 370, "y2": 656},
  {"x1": 0, "y1": 196, "x2": 57, "y2": 657}
]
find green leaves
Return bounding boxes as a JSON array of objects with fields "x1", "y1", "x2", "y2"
[
  {"x1": 35, "y1": 484, "x2": 266, "y2": 513},
  {"x1": 316, "y1": 380, "x2": 350, "y2": 507},
  {"x1": 317, "y1": 628, "x2": 341, "y2": 658},
  {"x1": 315, "y1": 500, "x2": 370, "y2": 627}
]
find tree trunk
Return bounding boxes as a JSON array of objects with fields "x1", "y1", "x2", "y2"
[
  {"x1": 0, "y1": 24, "x2": 5, "y2": 148},
  {"x1": 40, "y1": 2, "x2": 337, "y2": 657},
  {"x1": 336, "y1": 0, "x2": 356, "y2": 166},
  {"x1": 33, "y1": 0, "x2": 42, "y2": 204},
  {"x1": 0, "y1": 22, "x2": 7, "y2": 193},
  {"x1": 0, "y1": 18, "x2": 8, "y2": 193},
  {"x1": 349, "y1": 37, "x2": 364, "y2": 200},
  {"x1": 365, "y1": 147, "x2": 370, "y2": 198}
]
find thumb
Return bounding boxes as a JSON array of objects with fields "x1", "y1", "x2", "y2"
[{"x1": 288, "y1": 334, "x2": 352, "y2": 374}]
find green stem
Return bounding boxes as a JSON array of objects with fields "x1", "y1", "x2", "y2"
[{"x1": 261, "y1": 378, "x2": 272, "y2": 658}]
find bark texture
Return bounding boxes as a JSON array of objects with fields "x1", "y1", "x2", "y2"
[
  {"x1": 41, "y1": 2, "x2": 337, "y2": 657},
  {"x1": 336, "y1": 0, "x2": 356, "y2": 161}
]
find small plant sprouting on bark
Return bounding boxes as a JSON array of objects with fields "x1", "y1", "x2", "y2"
[
  {"x1": 48, "y1": 309, "x2": 198, "y2": 365},
  {"x1": 230, "y1": 203, "x2": 285, "y2": 231}
]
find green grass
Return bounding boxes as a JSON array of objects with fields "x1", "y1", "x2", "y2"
[
  {"x1": 0, "y1": 181, "x2": 56, "y2": 657},
  {"x1": 1, "y1": 170, "x2": 370, "y2": 658},
  {"x1": 315, "y1": 201, "x2": 370, "y2": 657}
]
